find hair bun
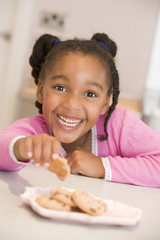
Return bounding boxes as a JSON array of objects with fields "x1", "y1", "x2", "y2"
[
  {"x1": 29, "y1": 34, "x2": 57, "y2": 84},
  {"x1": 91, "y1": 33, "x2": 117, "y2": 58}
]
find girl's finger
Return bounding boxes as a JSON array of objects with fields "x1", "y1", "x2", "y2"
[
  {"x1": 27, "y1": 152, "x2": 33, "y2": 158},
  {"x1": 57, "y1": 175, "x2": 66, "y2": 181},
  {"x1": 41, "y1": 140, "x2": 51, "y2": 163},
  {"x1": 20, "y1": 136, "x2": 33, "y2": 159},
  {"x1": 66, "y1": 154, "x2": 74, "y2": 167},
  {"x1": 43, "y1": 162, "x2": 50, "y2": 168},
  {"x1": 51, "y1": 139, "x2": 61, "y2": 160},
  {"x1": 32, "y1": 137, "x2": 42, "y2": 163},
  {"x1": 34, "y1": 162, "x2": 41, "y2": 168}
]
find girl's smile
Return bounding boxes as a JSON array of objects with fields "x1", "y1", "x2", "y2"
[
  {"x1": 56, "y1": 113, "x2": 83, "y2": 130},
  {"x1": 37, "y1": 53, "x2": 110, "y2": 145}
]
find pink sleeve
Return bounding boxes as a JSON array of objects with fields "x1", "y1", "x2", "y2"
[
  {"x1": 0, "y1": 132, "x2": 26, "y2": 171},
  {"x1": 108, "y1": 154, "x2": 160, "y2": 187},
  {"x1": 108, "y1": 110, "x2": 160, "y2": 187},
  {"x1": 0, "y1": 116, "x2": 44, "y2": 171}
]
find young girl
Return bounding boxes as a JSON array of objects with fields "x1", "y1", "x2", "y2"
[{"x1": 0, "y1": 33, "x2": 160, "y2": 187}]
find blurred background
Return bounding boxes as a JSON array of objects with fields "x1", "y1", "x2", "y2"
[{"x1": 0, "y1": 0, "x2": 160, "y2": 132}]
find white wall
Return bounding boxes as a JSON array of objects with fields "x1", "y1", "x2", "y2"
[
  {"x1": 145, "y1": 6, "x2": 160, "y2": 91},
  {"x1": 142, "y1": 6, "x2": 160, "y2": 133},
  {"x1": 0, "y1": 0, "x2": 15, "y2": 101},
  {"x1": 0, "y1": 0, "x2": 36, "y2": 130},
  {"x1": 0, "y1": 0, "x2": 160, "y2": 129},
  {"x1": 23, "y1": 0, "x2": 160, "y2": 101}
]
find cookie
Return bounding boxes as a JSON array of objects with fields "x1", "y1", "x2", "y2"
[
  {"x1": 36, "y1": 195, "x2": 71, "y2": 211},
  {"x1": 72, "y1": 189, "x2": 107, "y2": 216},
  {"x1": 48, "y1": 156, "x2": 70, "y2": 177},
  {"x1": 50, "y1": 187, "x2": 76, "y2": 207}
]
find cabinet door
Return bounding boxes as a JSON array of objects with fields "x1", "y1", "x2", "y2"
[
  {"x1": 0, "y1": 0, "x2": 35, "y2": 130},
  {"x1": 0, "y1": 0, "x2": 13, "y2": 91}
]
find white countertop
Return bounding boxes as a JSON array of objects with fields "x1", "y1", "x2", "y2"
[{"x1": 0, "y1": 164, "x2": 160, "y2": 240}]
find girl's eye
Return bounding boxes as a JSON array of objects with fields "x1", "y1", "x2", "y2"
[
  {"x1": 85, "y1": 91, "x2": 97, "y2": 98},
  {"x1": 55, "y1": 85, "x2": 66, "y2": 92}
]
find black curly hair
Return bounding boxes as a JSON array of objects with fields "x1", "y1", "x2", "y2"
[{"x1": 29, "y1": 33, "x2": 120, "y2": 140}]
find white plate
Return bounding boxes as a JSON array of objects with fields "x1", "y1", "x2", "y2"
[{"x1": 20, "y1": 186, "x2": 142, "y2": 226}]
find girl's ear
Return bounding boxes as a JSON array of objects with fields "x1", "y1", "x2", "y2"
[
  {"x1": 100, "y1": 96, "x2": 111, "y2": 115},
  {"x1": 36, "y1": 80, "x2": 43, "y2": 104}
]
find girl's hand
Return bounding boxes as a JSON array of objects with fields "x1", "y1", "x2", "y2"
[
  {"x1": 13, "y1": 134, "x2": 61, "y2": 168},
  {"x1": 66, "y1": 147, "x2": 105, "y2": 178}
]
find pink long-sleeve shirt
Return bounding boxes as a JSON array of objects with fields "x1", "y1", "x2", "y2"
[{"x1": 0, "y1": 106, "x2": 160, "y2": 187}]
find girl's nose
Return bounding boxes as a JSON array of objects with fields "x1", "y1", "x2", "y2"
[{"x1": 63, "y1": 94, "x2": 81, "y2": 110}]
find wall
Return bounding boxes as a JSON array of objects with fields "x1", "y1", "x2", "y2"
[
  {"x1": 23, "y1": 0, "x2": 160, "y2": 101},
  {"x1": 0, "y1": 0, "x2": 36, "y2": 130},
  {"x1": 142, "y1": 6, "x2": 160, "y2": 133},
  {"x1": 0, "y1": 0, "x2": 160, "y2": 129}
]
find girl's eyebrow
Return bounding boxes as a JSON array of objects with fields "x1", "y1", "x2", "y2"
[
  {"x1": 51, "y1": 75, "x2": 103, "y2": 91},
  {"x1": 51, "y1": 75, "x2": 69, "y2": 81},
  {"x1": 86, "y1": 80, "x2": 104, "y2": 91}
]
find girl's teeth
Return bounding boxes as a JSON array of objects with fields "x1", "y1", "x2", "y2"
[
  {"x1": 60, "y1": 115, "x2": 80, "y2": 123},
  {"x1": 57, "y1": 115, "x2": 81, "y2": 127}
]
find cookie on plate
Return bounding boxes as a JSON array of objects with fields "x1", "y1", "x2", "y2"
[
  {"x1": 48, "y1": 156, "x2": 70, "y2": 177},
  {"x1": 36, "y1": 195, "x2": 71, "y2": 211},
  {"x1": 72, "y1": 189, "x2": 107, "y2": 216},
  {"x1": 50, "y1": 187, "x2": 76, "y2": 207}
]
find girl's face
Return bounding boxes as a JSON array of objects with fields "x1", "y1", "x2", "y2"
[{"x1": 37, "y1": 53, "x2": 110, "y2": 143}]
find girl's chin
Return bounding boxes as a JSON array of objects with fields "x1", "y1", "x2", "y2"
[
  {"x1": 59, "y1": 137, "x2": 77, "y2": 144},
  {"x1": 52, "y1": 132, "x2": 77, "y2": 143}
]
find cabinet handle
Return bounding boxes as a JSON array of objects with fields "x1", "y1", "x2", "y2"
[{"x1": 0, "y1": 33, "x2": 11, "y2": 40}]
